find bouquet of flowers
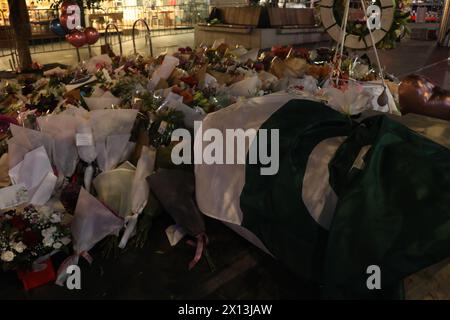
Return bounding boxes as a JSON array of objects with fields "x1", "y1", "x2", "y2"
[
  {"x1": 0, "y1": 39, "x2": 405, "y2": 279},
  {"x1": 0, "y1": 205, "x2": 71, "y2": 272}
]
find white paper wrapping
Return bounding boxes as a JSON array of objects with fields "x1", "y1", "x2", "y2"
[
  {"x1": 95, "y1": 134, "x2": 131, "y2": 172},
  {"x1": 165, "y1": 224, "x2": 186, "y2": 246},
  {"x1": 90, "y1": 109, "x2": 138, "y2": 141},
  {"x1": 76, "y1": 122, "x2": 97, "y2": 192},
  {"x1": 229, "y1": 76, "x2": 262, "y2": 98},
  {"x1": 148, "y1": 55, "x2": 179, "y2": 89},
  {"x1": 8, "y1": 146, "x2": 57, "y2": 206},
  {"x1": 118, "y1": 146, "x2": 156, "y2": 248},
  {"x1": 91, "y1": 145, "x2": 156, "y2": 248},
  {"x1": 89, "y1": 109, "x2": 138, "y2": 171},
  {"x1": 37, "y1": 113, "x2": 82, "y2": 177},
  {"x1": 85, "y1": 54, "x2": 113, "y2": 74},
  {"x1": 55, "y1": 187, "x2": 123, "y2": 286},
  {"x1": 8, "y1": 124, "x2": 53, "y2": 169},
  {"x1": 93, "y1": 168, "x2": 135, "y2": 218},
  {"x1": 0, "y1": 183, "x2": 28, "y2": 209},
  {"x1": 361, "y1": 81, "x2": 400, "y2": 115},
  {"x1": 195, "y1": 92, "x2": 294, "y2": 225},
  {"x1": 71, "y1": 188, "x2": 124, "y2": 253},
  {"x1": 84, "y1": 90, "x2": 122, "y2": 111},
  {"x1": 163, "y1": 92, "x2": 205, "y2": 129}
]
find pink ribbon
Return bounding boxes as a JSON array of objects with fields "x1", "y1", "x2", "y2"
[
  {"x1": 79, "y1": 251, "x2": 93, "y2": 264},
  {"x1": 186, "y1": 233, "x2": 209, "y2": 270}
]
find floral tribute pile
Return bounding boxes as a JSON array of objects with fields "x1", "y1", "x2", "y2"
[{"x1": 0, "y1": 41, "x2": 401, "y2": 290}]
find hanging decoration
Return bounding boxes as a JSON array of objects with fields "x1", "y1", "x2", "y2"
[
  {"x1": 66, "y1": 29, "x2": 87, "y2": 48},
  {"x1": 65, "y1": 2, "x2": 82, "y2": 30},
  {"x1": 84, "y1": 27, "x2": 100, "y2": 45},
  {"x1": 59, "y1": 0, "x2": 73, "y2": 16},
  {"x1": 320, "y1": 0, "x2": 409, "y2": 49},
  {"x1": 49, "y1": 18, "x2": 67, "y2": 37},
  {"x1": 59, "y1": 1, "x2": 80, "y2": 30},
  {"x1": 59, "y1": 1, "x2": 100, "y2": 47}
]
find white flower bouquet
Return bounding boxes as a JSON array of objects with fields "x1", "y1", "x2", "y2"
[{"x1": 0, "y1": 205, "x2": 71, "y2": 272}]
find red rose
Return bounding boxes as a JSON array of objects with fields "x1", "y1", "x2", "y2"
[
  {"x1": 271, "y1": 46, "x2": 291, "y2": 59},
  {"x1": 11, "y1": 215, "x2": 26, "y2": 230},
  {"x1": 95, "y1": 62, "x2": 105, "y2": 70},
  {"x1": 172, "y1": 86, "x2": 182, "y2": 95},
  {"x1": 23, "y1": 230, "x2": 41, "y2": 248},
  {"x1": 295, "y1": 48, "x2": 310, "y2": 60},
  {"x1": 0, "y1": 115, "x2": 18, "y2": 134},
  {"x1": 180, "y1": 76, "x2": 198, "y2": 88},
  {"x1": 180, "y1": 90, "x2": 193, "y2": 105}
]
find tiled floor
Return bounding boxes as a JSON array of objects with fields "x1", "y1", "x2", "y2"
[{"x1": 374, "y1": 39, "x2": 450, "y2": 90}]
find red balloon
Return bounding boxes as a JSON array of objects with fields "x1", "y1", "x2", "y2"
[
  {"x1": 60, "y1": 0, "x2": 75, "y2": 15},
  {"x1": 84, "y1": 27, "x2": 99, "y2": 45},
  {"x1": 66, "y1": 29, "x2": 86, "y2": 48},
  {"x1": 60, "y1": 14, "x2": 69, "y2": 29}
]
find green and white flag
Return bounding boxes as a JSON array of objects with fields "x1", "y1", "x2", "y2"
[{"x1": 194, "y1": 93, "x2": 450, "y2": 299}]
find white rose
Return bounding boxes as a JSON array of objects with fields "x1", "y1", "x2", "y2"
[
  {"x1": 351, "y1": 63, "x2": 370, "y2": 80},
  {"x1": 60, "y1": 237, "x2": 71, "y2": 246},
  {"x1": 13, "y1": 242, "x2": 27, "y2": 253},
  {"x1": 50, "y1": 214, "x2": 61, "y2": 223},
  {"x1": 42, "y1": 226, "x2": 57, "y2": 238},
  {"x1": 53, "y1": 242, "x2": 62, "y2": 249},
  {"x1": 1, "y1": 251, "x2": 15, "y2": 262},
  {"x1": 309, "y1": 50, "x2": 318, "y2": 61},
  {"x1": 43, "y1": 236, "x2": 54, "y2": 247}
]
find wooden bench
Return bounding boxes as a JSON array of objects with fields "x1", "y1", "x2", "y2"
[
  {"x1": 208, "y1": 6, "x2": 316, "y2": 29},
  {"x1": 195, "y1": 7, "x2": 323, "y2": 49}
]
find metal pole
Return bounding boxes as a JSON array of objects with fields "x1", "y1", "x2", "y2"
[
  {"x1": 105, "y1": 23, "x2": 123, "y2": 56},
  {"x1": 76, "y1": 47, "x2": 81, "y2": 62},
  {"x1": 132, "y1": 19, "x2": 153, "y2": 56}
]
